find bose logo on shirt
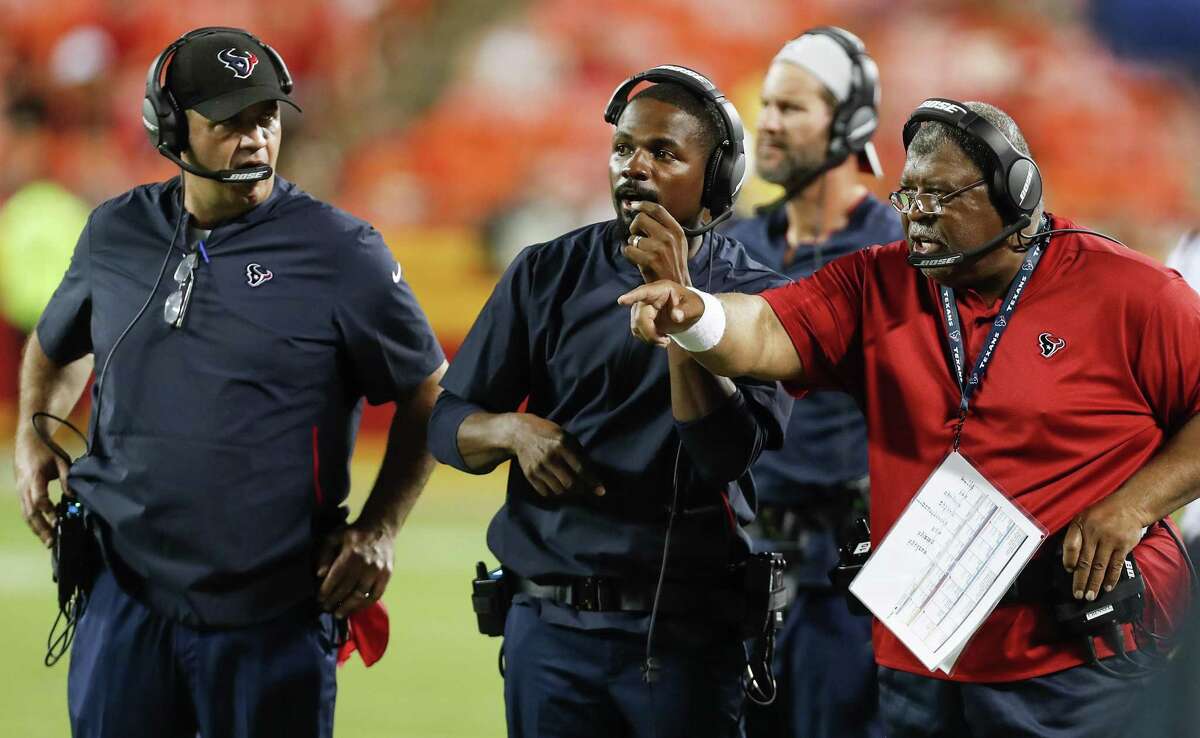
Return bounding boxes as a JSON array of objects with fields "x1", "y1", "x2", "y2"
[{"x1": 918, "y1": 99, "x2": 967, "y2": 116}]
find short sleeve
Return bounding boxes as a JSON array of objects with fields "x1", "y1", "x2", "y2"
[
  {"x1": 36, "y1": 216, "x2": 94, "y2": 364},
  {"x1": 759, "y1": 248, "x2": 869, "y2": 395},
  {"x1": 438, "y1": 248, "x2": 533, "y2": 411},
  {"x1": 1135, "y1": 275, "x2": 1200, "y2": 433},
  {"x1": 334, "y1": 227, "x2": 444, "y2": 405}
]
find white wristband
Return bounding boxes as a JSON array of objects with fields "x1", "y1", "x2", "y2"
[{"x1": 668, "y1": 287, "x2": 726, "y2": 352}]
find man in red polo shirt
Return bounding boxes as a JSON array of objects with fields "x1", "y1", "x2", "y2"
[{"x1": 619, "y1": 99, "x2": 1197, "y2": 736}]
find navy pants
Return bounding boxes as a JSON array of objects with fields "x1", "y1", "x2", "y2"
[
  {"x1": 878, "y1": 661, "x2": 1152, "y2": 738},
  {"x1": 743, "y1": 588, "x2": 882, "y2": 738},
  {"x1": 502, "y1": 600, "x2": 745, "y2": 738},
  {"x1": 68, "y1": 568, "x2": 338, "y2": 738}
]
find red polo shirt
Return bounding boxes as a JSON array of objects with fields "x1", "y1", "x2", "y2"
[{"x1": 760, "y1": 215, "x2": 1198, "y2": 681}]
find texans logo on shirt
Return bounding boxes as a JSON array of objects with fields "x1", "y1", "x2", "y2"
[
  {"x1": 246, "y1": 263, "x2": 273, "y2": 287},
  {"x1": 218, "y1": 48, "x2": 259, "y2": 79},
  {"x1": 1038, "y1": 332, "x2": 1066, "y2": 358}
]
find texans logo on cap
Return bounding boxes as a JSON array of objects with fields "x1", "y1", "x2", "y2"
[{"x1": 217, "y1": 48, "x2": 259, "y2": 79}]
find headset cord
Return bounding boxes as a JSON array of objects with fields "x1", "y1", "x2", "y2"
[
  {"x1": 1131, "y1": 519, "x2": 1199, "y2": 649},
  {"x1": 1086, "y1": 625, "x2": 1157, "y2": 680},
  {"x1": 90, "y1": 178, "x2": 187, "y2": 455},
  {"x1": 743, "y1": 627, "x2": 778, "y2": 706},
  {"x1": 31, "y1": 412, "x2": 89, "y2": 464},
  {"x1": 44, "y1": 591, "x2": 85, "y2": 666},
  {"x1": 643, "y1": 442, "x2": 684, "y2": 676}
]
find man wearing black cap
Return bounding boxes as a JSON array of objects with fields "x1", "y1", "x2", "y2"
[
  {"x1": 724, "y1": 27, "x2": 898, "y2": 738},
  {"x1": 13, "y1": 27, "x2": 446, "y2": 738}
]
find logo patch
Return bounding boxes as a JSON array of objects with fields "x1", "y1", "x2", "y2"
[
  {"x1": 246, "y1": 263, "x2": 273, "y2": 287},
  {"x1": 1038, "y1": 332, "x2": 1066, "y2": 358},
  {"x1": 218, "y1": 48, "x2": 259, "y2": 79}
]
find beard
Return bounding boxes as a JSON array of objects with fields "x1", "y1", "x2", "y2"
[{"x1": 757, "y1": 139, "x2": 830, "y2": 192}]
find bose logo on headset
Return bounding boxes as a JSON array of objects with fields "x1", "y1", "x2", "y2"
[
  {"x1": 656, "y1": 65, "x2": 713, "y2": 89},
  {"x1": 1018, "y1": 166, "x2": 1035, "y2": 202},
  {"x1": 918, "y1": 99, "x2": 967, "y2": 115}
]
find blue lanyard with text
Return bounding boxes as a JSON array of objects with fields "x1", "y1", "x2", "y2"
[{"x1": 940, "y1": 241, "x2": 1044, "y2": 449}]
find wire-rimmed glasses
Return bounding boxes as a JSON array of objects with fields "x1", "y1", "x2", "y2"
[{"x1": 889, "y1": 179, "x2": 986, "y2": 216}]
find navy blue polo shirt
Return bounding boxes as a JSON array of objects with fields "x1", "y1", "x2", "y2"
[
  {"x1": 724, "y1": 194, "x2": 901, "y2": 585},
  {"x1": 724, "y1": 194, "x2": 901, "y2": 495},
  {"x1": 429, "y1": 221, "x2": 791, "y2": 598},
  {"x1": 37, "y1": 176, "x2": 444, "y2": 627}
]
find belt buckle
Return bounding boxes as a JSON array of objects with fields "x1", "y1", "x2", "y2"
[{"x1": 574, "y1": 577, "x2": 613, "y2": 611}]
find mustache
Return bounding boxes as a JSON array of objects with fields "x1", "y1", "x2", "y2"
[
  {"x1": 613, "y1": 183, "x2": 659, "y2": 202},
  {"x1": 907, "y1": 227, "x2": 945, "y2": 243}
]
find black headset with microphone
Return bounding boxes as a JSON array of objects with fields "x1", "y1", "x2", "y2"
[
  {"x1": 902, "y1": 98, "x2": 1043, "y2": 268},
  {"x1": 141, "y1": 26, "x2": 293, "y2": 184},
  {"x1": 604, "y1": 65, "x2": 746, "y2": 238},
  {"x1": 901, "y1": 98, "x2": 1125, "y2": 268}
]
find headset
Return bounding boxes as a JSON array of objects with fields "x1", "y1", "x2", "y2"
[
  {"x1": 759, "y1": 26, "x2": 880, "y2": 210},
  {"x1": 808, "y1": 26, "x2": 880, "y2": 172},
  {"x1": 902, "y1": 98, "x2": 1044, "y2": 268},
  {"x1": 142, "y1": 26, "x2": 293, "y2": 184},
  {"x1": 604, "y1": 65, "x2": 746, "y2": 238}
]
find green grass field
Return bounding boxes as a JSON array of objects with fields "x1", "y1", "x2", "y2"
[{"x1": 0, "y1": 444, "x2": 508, "y2": 737}]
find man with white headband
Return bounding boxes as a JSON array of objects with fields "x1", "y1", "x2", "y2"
[{"x1": 724, "y1": 27, "x2": 899, "y2": 738}]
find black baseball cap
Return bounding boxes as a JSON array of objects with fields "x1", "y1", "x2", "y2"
[{"x1": 166, "y1": 29, "x2": 301, "y2": 121}]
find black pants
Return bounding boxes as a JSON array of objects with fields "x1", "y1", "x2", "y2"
[
  {"x1": 502, "y1": 599, "x2": 745, "y2": 738},
  {"x1": 69, "y1": 568, "x2": 338, "y2": 738},
  {"x1": 877, "y1": 661, "x2": 1152, "y2": 738}
]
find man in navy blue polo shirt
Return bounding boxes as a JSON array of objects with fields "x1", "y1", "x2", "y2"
[
  {"x1": 428, "y1": 72, "x2": 790, "y2": 737},
  {"x1": 12, "y1": 28, "x2": 445, "y2": 738},
  {"x1": 722, "y1": 28, "x2": 901, "y2": 738}
]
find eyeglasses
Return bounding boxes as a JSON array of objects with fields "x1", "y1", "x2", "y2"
[
  {"x1": 163, "y1": 251, "x2": 197, "y2": 328},
  {"x1": 889, "y1": 179, "x2": 986, "y2": 216}
]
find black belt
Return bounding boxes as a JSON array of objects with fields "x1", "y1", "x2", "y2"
[
  {"x1": 513, "y1": 575, "x2": 744, "y2": 619},
  {"x1": 757, "y1": 493, "x2": 861, "y2": 541}
]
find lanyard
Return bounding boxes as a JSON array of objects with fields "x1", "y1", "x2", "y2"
[{"x1": 940, "y1": 241, "x2": 1044, "y2": 449}]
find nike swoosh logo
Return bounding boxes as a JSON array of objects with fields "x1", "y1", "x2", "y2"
[{"x1": 392, "y1": 264, "x2": 402, "y2": 283}]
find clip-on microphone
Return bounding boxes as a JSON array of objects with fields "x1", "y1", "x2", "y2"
[{"x1": 906, "y1": 215, "x2": 1031, "y2": 269}]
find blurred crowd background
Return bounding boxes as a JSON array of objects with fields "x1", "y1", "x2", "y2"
[{"x1": 0, "y1": 0, "x2": 1198, "y2": 435}]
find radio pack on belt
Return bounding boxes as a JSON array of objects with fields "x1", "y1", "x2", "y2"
[
  {"x1": 829, "y1": 516, "x2": 871, "y2": 615},
  {"x1": 741, "y1": 551, "x2": 788, "y2": 638},
  {"x1": 471, "y1": 561, "x2": 511, "y2": 637},
  {"x1": 1051, "y1": 550, "x2": 1145, "y2": 637},
  {"x1": 46, "y1": 497, "x2": 101, "y2": 666}
]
